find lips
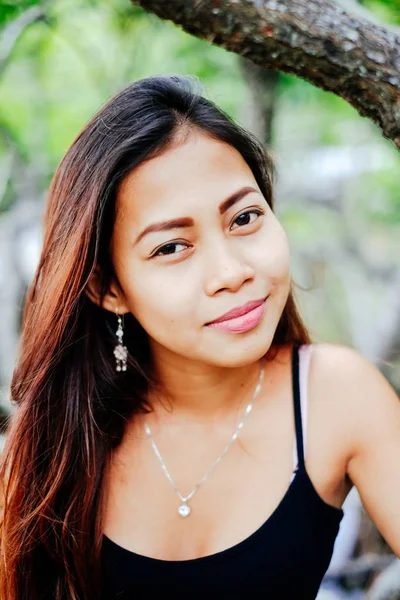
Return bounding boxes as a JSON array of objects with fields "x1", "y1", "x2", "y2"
[{"x1": 206, "y1": 297, "x2": 267, "y2": 325}]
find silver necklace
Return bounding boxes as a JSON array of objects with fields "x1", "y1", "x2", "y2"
[{"x1": 144, "y1": 360, "x2": 265, "y2": 518}]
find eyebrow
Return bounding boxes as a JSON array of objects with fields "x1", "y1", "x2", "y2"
[{"x1": 133, "y1": 185, "x2": 260, "y2": 247}]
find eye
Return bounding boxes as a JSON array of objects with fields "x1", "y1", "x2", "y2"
[
  {"x1": 152, "y1": 242, "x2": 189, "y2": 257},
  {"x1": 151, "y1": 209, "x2": 264, "y2": 258},
  {"x1": 231, "y1": 209, "x2": 264, "y2": 229}
]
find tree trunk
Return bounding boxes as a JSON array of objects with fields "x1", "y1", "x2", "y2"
[
  {"x1": 130, "y1": 0, "x2": 400, "y2": 149},
  {"x1": 238, "y1": 58, "x2": 279, "y2": 145}
]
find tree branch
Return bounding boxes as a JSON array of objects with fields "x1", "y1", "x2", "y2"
[{"x1": 130, "y1": 0, "x2": 400, "y2": 149}]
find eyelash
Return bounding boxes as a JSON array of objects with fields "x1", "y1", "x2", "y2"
[{"x1": 152, "y1": 208, "x2": 264, "y2": 258}]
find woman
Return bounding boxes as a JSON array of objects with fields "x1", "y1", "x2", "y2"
[{"x1": 0, "y1": 74, "x2": 399, "y2": 600}]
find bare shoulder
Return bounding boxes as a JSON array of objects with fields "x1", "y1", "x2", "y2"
[
  {"x1": 309, "y1": 342, "x2": 397, "y2": 401},
  {"x1": 309, "y1": 342, "x2": 400, "y2": 459}
]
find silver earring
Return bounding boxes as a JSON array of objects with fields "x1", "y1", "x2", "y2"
[{"x1": 113, "y1": 308, "x2": 128, "y2": 372}]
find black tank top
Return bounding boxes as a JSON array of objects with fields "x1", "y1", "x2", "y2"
[{"x1": 100, "y1": 344, "x2": 344, "y2": 599}]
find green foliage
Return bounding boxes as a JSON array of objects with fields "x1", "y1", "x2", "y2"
[
  {"x1": 362, "y1": 0, "x2": 400, "y2": 23},
  {"x1": 0, "y1": 0, "x2": 247, "y2": 173},
  {"x1": 0, "y1": 0, "x2": 251, "y2": 215},
  {"x1": 0, "y1": 0, "x2": 41, "y2": 28}
]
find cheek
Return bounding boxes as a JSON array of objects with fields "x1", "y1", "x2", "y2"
[
  {"x1": 258, "y1": 220, "x2": 291, "y2": 284},
  {"x1": 121, "y1": 264, "x2": 197, "y2": 332}
]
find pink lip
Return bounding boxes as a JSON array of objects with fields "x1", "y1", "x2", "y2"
[
  {"x1": 206, "y1": 297, "x2": 266, "y2": 325},
  {"x1": 206, "y1": 298, "x2": 267, "y2": 333}
]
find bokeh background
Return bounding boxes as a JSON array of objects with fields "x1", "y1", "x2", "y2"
[{"x1": 0, "y1": 0, "x2": 399, "y2": 597}]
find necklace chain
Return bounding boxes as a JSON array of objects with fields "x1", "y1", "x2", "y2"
[{"x1": 144, "y1": 360, "x2": 265, "y2": 518}]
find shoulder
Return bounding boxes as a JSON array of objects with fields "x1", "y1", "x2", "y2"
[
  {"x1": 308, "y1": 341, "x2": 378, "y2": 379},
  {"x1": 307, "y1": 342, "x2": 400, "y2": 457},
  {"x1": 308, "y1": 341, "x2": 395, "y2": 399}
]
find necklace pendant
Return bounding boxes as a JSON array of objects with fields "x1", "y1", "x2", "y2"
[{"x1": 178, "y1": 503, "x2": 191, "y2": 518}]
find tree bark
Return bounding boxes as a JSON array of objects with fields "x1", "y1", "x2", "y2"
[{"x1": 130, "y1": 0, "x2": 400, "y2": 149}]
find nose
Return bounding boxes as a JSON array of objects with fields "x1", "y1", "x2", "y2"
[{"x1": 204, "y1": 239, "x2": 255, "y2": 295}]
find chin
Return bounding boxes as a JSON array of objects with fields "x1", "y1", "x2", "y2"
[{"x1": 207, "y1": 333, "x2": 276, "y2": 369}]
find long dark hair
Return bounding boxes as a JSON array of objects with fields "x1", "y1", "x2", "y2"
[{"x1": 0, "y1": 74, "x2": 311, "y2": 599}]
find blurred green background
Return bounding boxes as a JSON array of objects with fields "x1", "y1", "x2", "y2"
[{"x1": 0, "y1": 1, "x2": 399, "y2": 595}]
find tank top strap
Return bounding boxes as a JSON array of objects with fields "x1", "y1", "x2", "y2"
[{"x1": 292, "y1": 343, "x2": 312, "y2": 473}]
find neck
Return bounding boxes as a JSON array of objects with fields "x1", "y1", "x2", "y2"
[{"x1": 145, "y1": 354, "x2": 265, "y2": 426}]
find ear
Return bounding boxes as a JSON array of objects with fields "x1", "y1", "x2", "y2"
[{"x1": 84, "y1": 266, "x2": 130, "y2": 315}]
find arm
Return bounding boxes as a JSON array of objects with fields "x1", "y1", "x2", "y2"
[{"x1": 333, "y1": 346, "x2": 400, "y2": 557}]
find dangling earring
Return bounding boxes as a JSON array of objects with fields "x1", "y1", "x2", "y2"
[{"x1": 113, "y1": 307, "x2": 128, "y2": 372}]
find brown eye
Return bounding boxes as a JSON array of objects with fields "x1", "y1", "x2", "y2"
[
  {"x1": 231, "y1": 209, "x2": 264, "y2": 229},
  {"x1": 153, "y1": 242, "x2": 188, "y2": 257}
]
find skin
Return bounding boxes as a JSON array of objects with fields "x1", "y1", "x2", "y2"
[{"x1": 86, "y1": 128, "x2": 400, "y2": 561}]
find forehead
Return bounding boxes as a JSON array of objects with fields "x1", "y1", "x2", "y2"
[{"x1": 115, "y1": 130, "x2": 257, "y2": 221}]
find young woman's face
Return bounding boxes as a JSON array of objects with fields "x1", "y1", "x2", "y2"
[{"x1": 110, "y1": 130, "x2": 291, "y2": 368}]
